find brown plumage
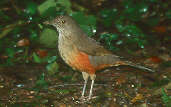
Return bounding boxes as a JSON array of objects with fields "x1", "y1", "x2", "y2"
[{"x1": 44, "y1": 16, "x2": 155, "y2": 100}]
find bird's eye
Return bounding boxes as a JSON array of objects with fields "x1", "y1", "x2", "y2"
[{"x1": 61, "y1": 20, "x2": 66, "y2": 24}]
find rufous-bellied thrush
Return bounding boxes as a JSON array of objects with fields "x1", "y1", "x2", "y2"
[{"x1": 44, "y1": 16, "x2": 155, "y2": 100}]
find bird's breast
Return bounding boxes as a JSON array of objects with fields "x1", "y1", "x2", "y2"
[
  {"x1": 58, "y1": 35, "x2": 95, "y2": 74},
  {"x1": 58, "y1": 35, "x2": 75, "y2": 66}
]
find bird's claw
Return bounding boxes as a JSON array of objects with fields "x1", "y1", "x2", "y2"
[
  {"x1": 80, "y1": 96, "x2": 89, "y2": 101},
  {"x1": 79, "y1": 96, "x2": 98, "y2": 102},
  {"x1": 80, "y1": 96, "x2": 86, "y2": 100}
]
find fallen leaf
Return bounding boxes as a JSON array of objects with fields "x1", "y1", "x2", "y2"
[
  {"x1": 131, "y1": 93, "x2": 143, "y2": 103},
  {"x1": 0, "y1": 55, "x2": 8, "y2": 59},
  {"x1": 116, "y1": 75, "x2": 126, "y2": 85},
  {"x1": 159, "y1": 54, "x2": 171, "y2": 61},
  {"x1": 36, "y1": 49, "x2": 48, "y2": 58},
  {"x1": 17, "y1": 38, "x2": 30, "y2": 46},
  {"x1": 153, "y1": 26, "x2": 167, "y2": 33},
  {"x1": 148, "y1": 56, "x2": 162, "y2": 63}
]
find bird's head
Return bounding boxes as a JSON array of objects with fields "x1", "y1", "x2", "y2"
[{"x1": 44, "y1": 16, "x2": 78, "y2": 33}]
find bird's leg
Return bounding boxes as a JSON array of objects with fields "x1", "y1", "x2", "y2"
[
  {"x1": 88, "y1": 74, "x2": 96, "y2": 100},
  {"x1": 82, "y1": 79, "x2": 88, "y2": 97},
  {"x1": 81, "y1": 72, "x2": 89, "y2": 99},
  {"x1": 89, "y1": 80, "x2": 94, "y2": 99}
]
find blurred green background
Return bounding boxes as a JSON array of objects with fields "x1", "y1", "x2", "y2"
[{"x1": 0, "y1": 0, "x2": 170, "y2": 66}]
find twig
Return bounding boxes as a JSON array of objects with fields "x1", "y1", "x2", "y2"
[
  {"x1": 0, "y1": 21, "x2": 30, "y2": 39},
  {"x1": 0, "y1": 7, "x2": 11, "y2": 11},
  {"x1": 49, "y1": 83, "x2": 108, "y2": 88}
]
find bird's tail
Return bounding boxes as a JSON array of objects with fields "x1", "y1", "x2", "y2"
[
  {"x1": 123, "y1": 61, "x2": 155, "y2": 73},
  {"x1": 89, "y1": 55, "x2": 155, "y2": 73}
]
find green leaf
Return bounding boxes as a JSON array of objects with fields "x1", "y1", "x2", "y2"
[
  {"x1": 4, "y1": 48, "x2": 16, "y2": 66},
  {"x1": 116, "y1": 24, "x2": 145, "y2": 38},
  {"x1": 115, "y1": 22, "x2": 147, "y2": 48},
  {"x1": 137, "y1": 39, "x2": 146, "y2": 48},
  {"x1": 33, "y1": 52, "x2": 41, "y2": 63},
  {"x1": 71, "y1": 12, "x2": 96, "y2": 26},
  {"x1": 57, "y1": 0, "x2": 72, "y2": 14},
  {"x1": 0, "y1": 10, "x2": 11, "y2": 20},
  {"x1": 124, "y1": 25, "x2": 144, "y2": 37},
  {"x1": 55, "y1": 89, "x2": 70, "y2": 94},
  {"x1": 71, "y1": 12, "x2": 96, "y2": 36},
  {"x1": 100, "y1": 33, "x2": 119, "y2": 50},
  {"x1": 122, "y1": 0, "x2": 148, "y2": 21},
  {"x1": 48, "y1": 56, "x2": 57, "y2": 63},
  {"x1": 86, "y1": 15, "x2": 96, "y2": 26},
  {"x1": 38, "y1": 0, "x2": 56, "y2": 17},
  {"x1": 162, "y1": 88, "x2": 171, "y2": 107},
  {"x1": 138, "y1": 3, "x2": 148, "y2": 13},
  {"x1": 149, "y1": 0, "x2": 158, "y2": 2},
  {"x1": 60, "y1": 75, "x2": 72, "y2": 82},
  {"x1": 100, "y1": 8, "x2": 118, "y2": 27},
  {"x1": 26, "y1": 1, "x2": 37, "y2": 15},
  {"x1": 46, "y1": 62, "x2": 59, "y2": 75},
  {"x1": 100, "y1": 33, "x2": 118, "y2": 40},
  {"x1": 79, "y1": 25, "x2": 95, "y2": 37},
  {"x1": 152, "y1": 78, "x2": 169, "y2": 88},
  {"x1": 35, "y1": 73, "x2": 48, "y2": 89},
  {"x1": 146, "y1": 17, "x2": 160, "y2": 27},
  {"x1": 29, "y1": 30, "x2": 38, "y2": 41},
  {"x1": 11, "y1": 27, "x2": 21, "y2": 35},
  {"x1": 39, "y1": 28, "x2": 58, "y2": 48},
  {"x1": 161, "y1": 61, "x2": 171, "y2": 67},
  {"x1": 6, "y1": 48, "x2": 15, "y2": 58},
  {"x1": 166, "y1": 10, "x2": 171, "y2": 19},
  {"x1": 122, "y1": 0, "x2": 133, "y2": 7}
]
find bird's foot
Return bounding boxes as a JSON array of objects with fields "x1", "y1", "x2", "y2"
[
  {"x1": 80, "y1": 96, "x2": 85, "y2": 100},
  {"x1": 79, "y1": 96, "x2": 87, "y2": 102},
  {"x1": 89, "y1": 96, "x2": 98, "y2": 99},
  {"x1": 79, "y1": 96, "x2": 98, "y2": 103}
]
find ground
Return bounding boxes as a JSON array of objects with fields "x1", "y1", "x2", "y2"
[{"x1": 0, "y1": 45, "x2": 170, "y2": 107}]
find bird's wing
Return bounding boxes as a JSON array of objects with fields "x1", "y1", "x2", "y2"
[{"x1": 76, "y1": 34, "x2": 112, "y2": 56}]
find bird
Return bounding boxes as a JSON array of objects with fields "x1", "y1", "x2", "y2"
[{"x1": 44, "y1": 15, "x2": 155, "y2": 100}]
